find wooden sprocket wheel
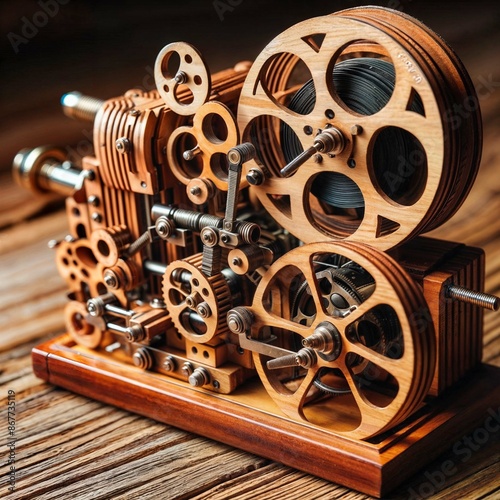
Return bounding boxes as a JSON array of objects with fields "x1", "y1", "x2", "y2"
[
  {"x1": 237, "y1": 8, "x2": 481, "y2": 251},
  {"x1": 163, "y1": 253, "x2": 232, "y2": 343},
  {"x1": 249, "y1": 241, "x2": 435, "y2": 439}
]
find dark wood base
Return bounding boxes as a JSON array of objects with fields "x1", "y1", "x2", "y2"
[{"x1": 32, "y1": 334, "x2": 500, "y2": 498}]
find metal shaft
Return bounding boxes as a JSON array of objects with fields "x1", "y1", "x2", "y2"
[{"x1": 13, "y1": 146, "x2": 86, "y2": 196}]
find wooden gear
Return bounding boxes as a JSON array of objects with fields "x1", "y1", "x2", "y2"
[{"x1": 12, "y1": 6, "x2": 499, "y2": 498}]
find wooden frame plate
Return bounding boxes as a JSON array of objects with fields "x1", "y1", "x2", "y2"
[{"x1": 32, "y1": 334, "x2": 500, "y2": 498}]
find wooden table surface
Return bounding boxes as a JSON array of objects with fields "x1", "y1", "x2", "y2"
[{"x1": 1, "y1": 2, "x2": 499, "y2": 498}]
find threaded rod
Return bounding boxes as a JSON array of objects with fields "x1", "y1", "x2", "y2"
[
  {"x1": 446, "y1": 285, "x2": 499, "y2": 311},
  {"x1": 61, "y1": 91, "x2": 104, "y2": 122}
]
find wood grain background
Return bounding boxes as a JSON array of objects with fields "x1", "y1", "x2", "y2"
[{"x1": 1, "y1": 0, "x2": 499, "y2": 498}]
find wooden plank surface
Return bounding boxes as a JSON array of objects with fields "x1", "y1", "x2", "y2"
[{"x1": 1, "y1": 1, "x2": 500, "y2": 498}]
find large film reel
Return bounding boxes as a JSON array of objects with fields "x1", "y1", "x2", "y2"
[
  {"x1": 237, "y1": 8, "x2": 481, "y2": 250},
  {"x1": 244, "y1": 241, "x2": 435, "y2": 439}
]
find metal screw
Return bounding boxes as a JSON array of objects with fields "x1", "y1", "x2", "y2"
[
  {"x1": 163, "y1": 355, "x2": 176, "y2": 372},
  {"x1": 132, "y1": 347, "x2": 153, "y2": 370},
  {"x1": 188, "y1": 367, "x2": 210, "y2": 387},
  {"x1": 227, "y1": 307, "x2": 254, "y2": 334},
  {"x1": 183, "y1": 145, "x2": 201, "y2": 161},
  {"x1": 446, "y1": 285, "x2": 499, "y2": 311},
  {"x1": 61, "y1": 91, "x2": 104, "y2": 122},
  {"x1": 155, "y1": 216, "x2": 174, "y2": 239},
  {"x1": 88, "y1": 195, "x2": 100, "y2": 207},
  {"x1": 232, "y1": 257, "x2": 242, "y2": 266},
  {"x1": 91, "y1": 212, "x2": 102, "y2": 223},
  {"x1": 314, "y1": 154, "x2": 323, "y2": 164},
  {"x1": 182, "y1": 362, "x2": 194, "y2": 377},
  {"x1": 115, "y1": 137, "x2": 131, "y2": 154},
  {"x1": 174, "y1": 71, "x2": 188, "y2": 84},
  {"x1": 190, "y1": 186, "x2": 201, "y2": 196},
  {"x1": 246, "y1": 168, "x2": 264, "y2": 186},
  {"x1": 129, "y1": 109, "x2": 141, "y2": 116},
  {"x1": 104, "y1": 269, "x2": 120, "y2": 289},
  {"x1": 221, "y1": 235, "x2": 229, "y2": 244},
  {"x1": 125, "y1": 230, "x2": 152, "y2": 258},
  {"x1": 84, "y1": 170, "x2": 96, "y2": 181},
  {"x1": 196, "y1": 302, "x2": 212, "y2": 318}
]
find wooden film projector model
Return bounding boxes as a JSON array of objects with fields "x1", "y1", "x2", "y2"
[{"x1": 14, "y1": 7, "x2": 500, "y2": 497}]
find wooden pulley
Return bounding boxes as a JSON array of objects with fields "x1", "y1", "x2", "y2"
[
  {"x1": 237, "y1": 8, "x2": 482, "y2": 251},
  {"x1": 155, "y1": 41, "x2": 211, "y2": 116},
  {"x1": 166, "y1": 101, "x2": 241, "y2": 202},
  {"x1": 245, "y1": 241, "x2": 435, "y2": 439}
]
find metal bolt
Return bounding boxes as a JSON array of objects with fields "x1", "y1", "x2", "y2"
[
  {"x1": 84, "y1": 170, "x2": 96, "y2": 181},
  {"x1": 182, "y1": 362, "x2": 194, "y2": 377},
  {"x1": 129, "y1": 109, "x2": 141, "y2": 116},
  {"x1": 132, "y1": 347, "x2": 153, "y2": 370},
  {"x1": 246, "y1": 168, "x2": 264, "y2": 186},
  {"x1": 87, "y1": 301, "x2": 98, "y2": 316},
  {"x1": 174, "y1": 71, "x2": 188, "y2": 84},
  {"x1": 126, "y1": 325, "x2": 145, "y2": 342},
  {"x1": 201, "y1": 227, "x2": 218, "y2": 247},
  {"x1": 91, "y1": 212, "x2": 102, "y2": 223},
  {"x1": 295, "y1": 348, "x2": 317, "y2": 369},
  {"x1": 314, "y1": 154, "x2": 323, "y2": 164},
  {"x1": 196, "y1": 302, "x2": 212, "y2": 318},
  {"x1": 155, "y1": 216, "x2": 174, "y2": 239},
  {"x1": 446, "y1": 285, "x2": 499, "y2": 311},
  {"x1": 183, "y1": 145, "x2": 201, "y2": 161},
  {"x1": 221, "y1": 235, "x2": 229, "y2": 244},
  {"x1": 232, "y1": 257, "x2": 242, "y2": 267},
  {"x1": 88, "y1": 195, "x2": 100, "y2": 207},
  {"x1": 190, "y1": 186, "x2": 201, "y2": 196},
  {"x1": 47, "y1": 239, "x2": 59, "y2": 249},
  {"x1": 227, "y1": 307, "x2": 254, "y2": 334},
  {"x1": 163, "y1": 355, "x2": 176, "y2": 372},
  {"x1": 115, "y1": 137, "x2": 131, "y2": 154},
  {"x1": 150, "y1": 298, "x2": 166, "y2": 309},
  {"x1": 188, "y1": 367, "x2": 210, "y2": 387},
  {"x1": 104, "y1": 269, "x2": 120, "y2": 289}
]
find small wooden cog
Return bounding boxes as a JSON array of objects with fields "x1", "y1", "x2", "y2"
[{"x1": 163, "y1": 253, "x2": 232, "y2": 344}]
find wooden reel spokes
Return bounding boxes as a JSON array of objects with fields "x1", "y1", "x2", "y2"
[
  {"x1": 163, "y1": 253, "x2": 232, "y2": 344},
  {"x1": 166, "y1": 101, "x2": 241, "y2": 204},
  {"x1": 248, "y1": 241, "x2": 435, "y2": 439},
  {"x1": 155, "y1": 42, "x2": 211, "y2": 116},
  {"x1": 237, "y1": 10, "x2": 481, "y2": 251}
]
